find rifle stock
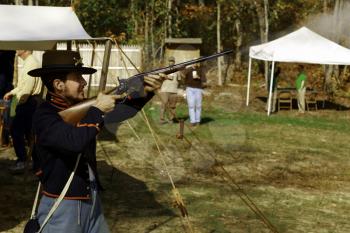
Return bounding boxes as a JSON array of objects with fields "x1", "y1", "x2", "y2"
[{"x1": 59, "y1": 50, "x2": 233, "y2": 125}]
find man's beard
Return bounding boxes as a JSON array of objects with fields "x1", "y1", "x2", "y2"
[{"x1": 65, "y1": 92, "x2": 85, "y2": 105}]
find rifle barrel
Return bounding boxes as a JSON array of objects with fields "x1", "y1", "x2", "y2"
[{"x1": 139, "y1": 49, "x2": 234, "y2": 76}]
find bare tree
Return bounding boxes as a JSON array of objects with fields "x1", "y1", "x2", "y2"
[
  {"x1": 144, "y1": 3, "x2": 150, "y2": 66},
  {"x1": 130, "y1": 0, "x2": 139, "y2": 39},
  {"x1": 324, "y1": 0, "x2": 344, "y2": 93},
  {"x1": 217, "y1": 0, "x2": 223, "y2": 85},
  {"x1": 254, "y1": 0, "x2": 269, "y2": 83},
  {"x1": 167, "y1": 0, "x2": 172, "y2": 38},
  {"x1": 234, "y1": 18, "x2": 242, "y2": 69}
]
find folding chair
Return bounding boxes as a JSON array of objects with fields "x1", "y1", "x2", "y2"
[
  {"x1": 278, "y1": 91, "x2": 292, "y2": 111},
  {"x1": 306, "y1": 92, "x2": 317, "y2": 111}
]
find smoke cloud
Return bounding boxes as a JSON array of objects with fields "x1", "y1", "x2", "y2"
[{"x1": 305, "y1": 1, "x2": 350, "y2": 47}]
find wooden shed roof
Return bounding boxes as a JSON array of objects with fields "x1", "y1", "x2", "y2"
[{"x1": 165, "y1": 38, "x2": 202, "y2": 44}]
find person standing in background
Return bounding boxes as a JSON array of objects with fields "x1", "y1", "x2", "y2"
[
  {"x1": 265, "y1": 65, "x2": 281, "y2": 113},
  {"x1": 159, "y1": 56, "x2": 180, "y2": 124},
  {"x1": 0, "y1": 50, "x2": 15, "y2": 98},
  {"x1": 4, "y1": 50, "x2": 42, "y2": 172},
  {"x1": 295, "y1": 65, "x2": 307, "y2": 113},
  {"x1": 0, "y1": 50, "x2": 15, "y2": 146},
  {"x1": 183, "y1": 61, "x2": 206, "y2": 126}
]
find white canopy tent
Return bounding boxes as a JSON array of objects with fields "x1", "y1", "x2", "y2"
[
  {"x1": 246, "y1": 27, "x2": 350, "y2": 115},
  {"x1": 0, "y1": 4, "x2": 111, "y2": 91},
  {"x1": 0, "y1": 5, "x2": 100, "y2": 50}
]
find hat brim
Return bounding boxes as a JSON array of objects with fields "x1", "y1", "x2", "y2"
[{"x1": 28, "y1": 67, "x2": 97, "y2": 77}]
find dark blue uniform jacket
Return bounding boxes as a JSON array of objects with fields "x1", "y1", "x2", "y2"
[{"x1": 33, "y1": 92, "x2": 151, "y2": 199}]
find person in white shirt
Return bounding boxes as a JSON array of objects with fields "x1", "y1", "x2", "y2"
[
  {"x1": 4, "y1": 50, "x2": 43, "y2": 172},
  {"x1": 159, "y1": 56, "x2": 180, "y2": 124}
]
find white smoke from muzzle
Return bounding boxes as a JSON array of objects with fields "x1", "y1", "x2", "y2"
[{"x1": 305, "y1": 2, "x2": 350, "y2": 47}]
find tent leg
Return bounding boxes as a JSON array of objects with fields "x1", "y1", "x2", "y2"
[
  {"x1": 246, "y1": 57, "x2": 252, "y2": 106},
  {"x1": 267, "y1": 61, "x2": 275, "y2": 116},
  {"x1": 99, "y1": 39, "x2": 113, "y2": 92},
  {"x1": 87, "y1": 42, "x2": 96, "y2": 98}
]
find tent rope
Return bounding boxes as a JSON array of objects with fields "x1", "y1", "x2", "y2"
[
  {"x1": 180, "y1": 125, "x2": 279, "y2": 233},
  {"x1": 112, "y1": 39, "x2": 195, "y2": 233}
]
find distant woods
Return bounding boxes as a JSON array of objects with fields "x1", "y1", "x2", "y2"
[{"x1": 6, "y1": 0, "x2": 350, "y2": 92}]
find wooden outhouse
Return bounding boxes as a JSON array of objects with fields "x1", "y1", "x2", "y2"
[{"x1": 164, "y1": 38, "x2": 202, "y2": 64}]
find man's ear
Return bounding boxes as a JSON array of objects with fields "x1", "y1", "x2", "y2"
[{"x1": 53, "y1": 79, "x2": 65, "y2": 91}]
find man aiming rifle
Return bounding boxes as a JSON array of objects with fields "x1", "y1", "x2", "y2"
[
  {"x1": 28, "y1": 50, "x2": 164, "y2": 233},
  {"x1": 27, "y1": 49, "x2": 232, "y2": 233}
]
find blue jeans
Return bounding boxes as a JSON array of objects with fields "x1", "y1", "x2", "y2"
[
  {"x1": 186, "y1": 87, "x2": 203, "y2": 124},
  {"x1": 37, "y1": 194, "x2": 110, "y2": 233}
]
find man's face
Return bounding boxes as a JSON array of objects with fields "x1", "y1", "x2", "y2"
[{"x1": 62, "y1": 72, "x2": 87, "y2": 103}]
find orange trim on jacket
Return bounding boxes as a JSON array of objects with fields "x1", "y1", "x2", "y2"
[{"x1": 76, "y1": 123, "x2": 100, "y2": 131}]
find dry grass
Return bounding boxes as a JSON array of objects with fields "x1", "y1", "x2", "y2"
[{"x1": 1, "y1": 86, "x2": 350, "y2": 232}]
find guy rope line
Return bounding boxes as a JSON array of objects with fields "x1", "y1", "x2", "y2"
[
  {"x1": 97, "y1": 140, "x2": 118, "y2": 182},
  {"x1": 180, "y1": 125, "x2": 279, "y2": 233},
  {"x1": 112, "y1": 39, "x2": 195, "y2": 233},
  {"x1": 140, "y1": 110, "x2": 194, "y2": 233},
  {"x1": 125, "y1": 120, "x2": 141, "y2": 141},
  {"x1": 108, "y1": 40, "x2": 142, "y2": 141},
  {"x1": 150, "y1": 54, "x2": 279, "y2": 232},
  {"x1": 113, "y1": 39, "x2": 278, "y2": 231}
]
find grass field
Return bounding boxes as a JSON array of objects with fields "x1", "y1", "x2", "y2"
[{"x1": 0, "y1": 87, "x2": 350, "y2": 232}]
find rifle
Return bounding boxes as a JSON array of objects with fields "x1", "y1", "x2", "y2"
[{"x1": 59, "y1": 50, "x2": 233, "y2": 125}]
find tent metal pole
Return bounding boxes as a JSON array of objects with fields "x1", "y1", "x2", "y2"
[
  {"x1": 267, "y1": 61, "x2": 275, "y2": 116},
  {"x1": 98, "y1": 39, "x2": 112, "y2": 92},
  {"x1": 87, "y1": 42, "x2": 96, "y2": 98},
  {"x1": 246, "y1": 57, "x2": 252, "y2": 106}
]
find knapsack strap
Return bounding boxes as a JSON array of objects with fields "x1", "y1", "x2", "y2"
[{"x1": 37, "y1": 153, "x2": 82, "y2": 233}]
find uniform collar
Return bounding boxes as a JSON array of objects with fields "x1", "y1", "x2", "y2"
[{"x1": 47, "y1": 91, "x2": 71, "y2": 110}]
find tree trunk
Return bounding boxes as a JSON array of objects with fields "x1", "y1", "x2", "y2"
[
  {"x1": 167, "y1": 0, "x2": 172, "y2": 38},
  {"x1": 254, "y1": 0, "x2": 269, "y2": 83},
  {"x1": 263, "y1": 0, "x2": 269, "y2": 84},
  {"x1": 234, "y1": 18, "x2": 242, "y2": 69},
  {"x1": 217, "y1": 0, "x2": 223, "y2": 86},
  {"x1": 130, "y1": 0, "x2": 139, "y2": 39},
  {"x1": 324, "y1": 0, "x2": 344, "y2": 93},
  {"x1": 323, "y1": 0, "x2": 329, "y2": 12},
  {"x1": 150, "y1": 0, "x2": 155, "y2": 67},
  {"x1": 144, "y1": 4, "x2": 150, "y2": 67},
  {"x1": 174, "y1": 1, "x2": 180, "y2": 36}
]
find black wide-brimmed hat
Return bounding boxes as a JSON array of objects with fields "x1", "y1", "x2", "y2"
[{"x1": 28, "y1": 50, "x2": 96, "y2": 77}]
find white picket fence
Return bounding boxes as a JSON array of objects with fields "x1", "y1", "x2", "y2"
[{"x1": 17, "y1": 43, "x2": 142, "y2": 90}]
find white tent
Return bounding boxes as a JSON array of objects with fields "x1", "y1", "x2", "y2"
[
  {"x1": 0, "y1": 5, "x2": 99, "y2": 50},
  {"x1": 246, "y1": 27, "x2": 350, "y2": 115},
  {"x1": 0, "y1": 4, "x2": 113, "y2": 91}
]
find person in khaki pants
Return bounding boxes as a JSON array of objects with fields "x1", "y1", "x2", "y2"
[
  {"x1": 159, "y1": 56, "x2": 180, "y2": 124},
  {"x1": 296, "y1": 65, "x2": 307, "y2": 113}
]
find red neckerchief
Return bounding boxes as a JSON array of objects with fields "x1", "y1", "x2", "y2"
[{"x1": 46, "y1": 91, "x2": 70, "y2": 110}]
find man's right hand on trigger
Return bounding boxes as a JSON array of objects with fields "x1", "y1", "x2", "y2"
[{"x1": 93, "y1": 93, "x2": 124, "y2": 113}]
